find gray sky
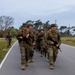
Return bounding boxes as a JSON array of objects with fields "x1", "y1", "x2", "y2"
[{"x1": 0, "y1": 0, "x2": 75, "y2": 29}]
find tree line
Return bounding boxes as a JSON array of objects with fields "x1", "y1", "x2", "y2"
[
  {"x1": 0, "y1": 16, "x2": 75, "y2": 37},
  {"x1": 0, "y1": 16, "x2": 18, "y2": 37},
  {"x1": 20, "y1": 20, "x2": 75, "y2": 36}
]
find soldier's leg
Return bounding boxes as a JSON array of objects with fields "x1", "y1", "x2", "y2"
[
  {"x1": 29, "y1": 46, "x2": 34, "y2": 62},
  {"x1": 6, "y1": 39, "x2": 9, "y2": 47},
  {"x1": 9, "y1": 39, "x2": 11, "y2": 47},
  {"x1": 47, "y1": 47, "x2": 49, "y2": 59},
  {"x1": 25, "y1": 48, "x2": 30, "y2": 67},
  {"x1": 53, "y1": 53, "x2": 56, "y2": 62},
  {"x1": 36, "y1": 42, "x2": 38, "y2": 52},
  {"x1": 29, "y1": 51, "x2": 34, "y2": 62},
  {"x1": 19, "y1": 43, "x2": 22, "y2": 53},
  {"x1": 21, "y1": 47, "x2": 25, "y2": 70},
  {"x1": 43, "y1": 46, "x2": 47, "y2": 57},
  {"x1": 38, "y1": 43, "x2": 41, "y2": 52},
  {"x1": 53, "y1": 48, "x2": 58, "y2": 62},
  {"x1": 48, "y1": 47, "x2": 54, "y2": 70},
  {"x1": 47, "y1": 52, "x2": 49, "y2": 59},
  {"x1": 40, "y1": 46, "x2": 43, "y2": 57}
]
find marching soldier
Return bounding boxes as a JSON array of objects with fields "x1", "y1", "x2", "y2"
[
  {"x1": 46, "y1": 26, "x2": 52, "y2": 59},
  {"x1": 27, "y1": 24, "x2": 36, "y2": 62},
  {"x1": 47, "y1": 24, "x2": 61, "y2": 70},
  {"x1": 37, "y1": 29, "x2": 45, "y2": 57},
  {"x1": 36, "y1": 30, "x2": 41, "y2": 52},
  {"x1": 17, "y1": 24, "x2": 26, "y2": 70},
  {"x1": 22, "y1": 23, "x2": 30, "y2": 68},
  {"x1": 6, "y1": 32, "x2": 12, "y2": 48},
  {"x1": 16, "y1": 29, "x2": 23, "y2": 53}
]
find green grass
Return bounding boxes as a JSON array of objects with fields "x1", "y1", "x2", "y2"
[
  {"x1": 61, "y1": 37, "x2": 75, "y2": 46},
  {"x1": 0, "y1": 38, "x2": 17, "y2": 62}
]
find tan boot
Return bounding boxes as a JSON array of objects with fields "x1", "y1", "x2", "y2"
[
  {"x1": 50, "y1": 65, "x2": 54, "y2": 70},
  {"x1": 26, "y1": 62, "x2": 28, "y2": 67},
  {"x1": 50, "y1": 63, "x2": 54, "y2": 70},
  {"x1": 21, "y1": 64, "x2": 25, "y2": 70},
  {"x1": 28, "y1": 59, "x2": 30, "y2": 63},
  {"x1": 30, "y1": 57, "x2": 34, "y2": 62}
]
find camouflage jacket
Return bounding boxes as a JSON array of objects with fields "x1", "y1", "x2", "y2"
[{"x1": 47, "y1": 31, "x2": 61, "y2": 46}]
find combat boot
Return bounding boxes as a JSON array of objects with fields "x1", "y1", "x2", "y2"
[
  {"x1": 21, "y1": 64, "x2": 25, "y2": 70},
  {"x1": 30, "y1": 57, "x2": 34, "y2": 62},
  {"x1": 50, "y1": 65, "x2": 54, "y2": 70},
  {"x1": 50, "y1": 63, "x2": 54, "y2": 70},
  {"x1": 28, "y1": 59, "x2": 30, "y2": 63},
  {"x1": 26, "y1": 62, "x2": 28, "y2": 67}
]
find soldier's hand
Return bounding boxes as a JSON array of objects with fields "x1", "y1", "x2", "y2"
[
  {"x1": 56, "y1": 44, "x2": 59, "y2": 47},
  {"x1": 26, "y1": 34, "x2": 29, "y2": 38},
  {"x1": 33, "y1": 43, "x2": 35, "y2": 46},
  {"x1": 43, "y1": 46, "x2": 45, "y2": 48},
  {"x1": 19, "y1": 36, "x2": 23, "y2": 39},
  {"x1": 51, "y1": 42, "x2": 54, "y2": 44}
]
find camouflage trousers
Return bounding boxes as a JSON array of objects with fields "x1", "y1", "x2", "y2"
[
  {"x1": 20, "y1": 45, "x2": 26, "y2": 65},
  {"x1": 6, "y1": 39, "x2": 12, "y2": 47},
  {"x1": 48, "y1": 46, "x2": 58, "y2": 64},
  {"x1": 29, "y1": 45, "x2": 34, "y2": 59},
  {"x1": 40, "y1": 45, "x2": 43, "y2": 54},
  {"x1": 19, "y1": 42, "x2": 29, "y2": 65},
  {"x1": 36, "y1": 41, "x2": 40, "y2": 51},
  {"x1": 23, "y1": 42, "x2": 31, "y2": 62}
]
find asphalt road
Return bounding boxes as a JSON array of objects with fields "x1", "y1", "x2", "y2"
[{"x1": 0, "y1": 42, "x2": 75, "y2": 75}]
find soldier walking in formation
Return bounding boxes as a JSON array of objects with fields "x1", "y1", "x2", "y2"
[
  {"x1": 22, "y1": 23, "x2": 30, "y2": 69},
  {"x1": 37, "y1": 29, "x2": 45, "y2": 57},
  {"x1": 17, "y1": 23, "x2": 61, "y2": 70},
  {"x1": 17, "y1": 24, "x2": 27, "y2": 70},
  {"x1": 27, "y1": 24, "x2": 36, "y2": 62},
  {"x1": 46, "y1": 24, "x2": 61, "y2": 70}
]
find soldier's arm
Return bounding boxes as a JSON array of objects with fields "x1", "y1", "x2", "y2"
[
  {"x1": 46, "y1": 32, "x2": 54, "y2": 45},
  {"x1": 57, "y1": 32, "x2": 61, "y2": 46},
  {"x1": 55, "y1": 32, "x2": 62, "y2": 52},
  {"x1": 25, "y1": 29, "x2": 30, "y2": 38}
]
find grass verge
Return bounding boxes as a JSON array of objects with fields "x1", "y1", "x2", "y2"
[
  {"x1": 61, "y1": 37, "x2": 75, "y2": 46},
  {"x1": 0, "y1": 38, "x2": 17, "y2": 62}
]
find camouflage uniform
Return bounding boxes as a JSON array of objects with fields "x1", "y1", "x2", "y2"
[
  {"x1": 27, "y1": 24, "x2": 36, "y2": 62},
  {"x1": 36, "y1": 30, "x2": 41, "y2": 52},
  {"x1": 17, "y1": 30, "x2": 24, "y2": 53},
  {"x1": 37, "y1": 29, "x2": 45, "y2": 57},
  {"x1": 45, "y1": 26, "x2": 52, "y2": 59},
  {"x1": 17, "y1": 26, "x2": 26, "y2": 70},
  {"x1": 6, "y1": 32, "x2": 12, "y2": 48},
  {"x1": 44, "y1": 30, "x2": 49, "y2": 57},
  {"x1": 22, "y1": 26, "x2": 30, "y2": 67},
  {"x1": 47, "y1": 24, "x2": 61, "y2": 70}
]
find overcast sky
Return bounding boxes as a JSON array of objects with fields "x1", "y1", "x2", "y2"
[{"x1": 0, "y1": 0, "x2": 75, "y2": 29}]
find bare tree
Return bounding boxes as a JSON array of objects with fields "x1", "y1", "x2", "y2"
[
  {"x1": 3, "y1": 16, "x2": 14, "y2": 30},
  {"x1": 0, "y1": 16, "x2": 14, "y2": 31},
  {"x1": 0, "y1": 17, "x2": 3, "y2": 30},
  {"x1": 0, "y1": 16, "x2": 14, "y2": 37}
]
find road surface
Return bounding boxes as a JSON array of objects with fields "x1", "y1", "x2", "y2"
[{"x1": 0, "y1": 41, "x2": 75, "y2": 75}]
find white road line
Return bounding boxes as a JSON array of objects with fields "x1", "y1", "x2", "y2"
[{"x1": 0, "y1": 41, "x2": 17, "y2": 69}]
